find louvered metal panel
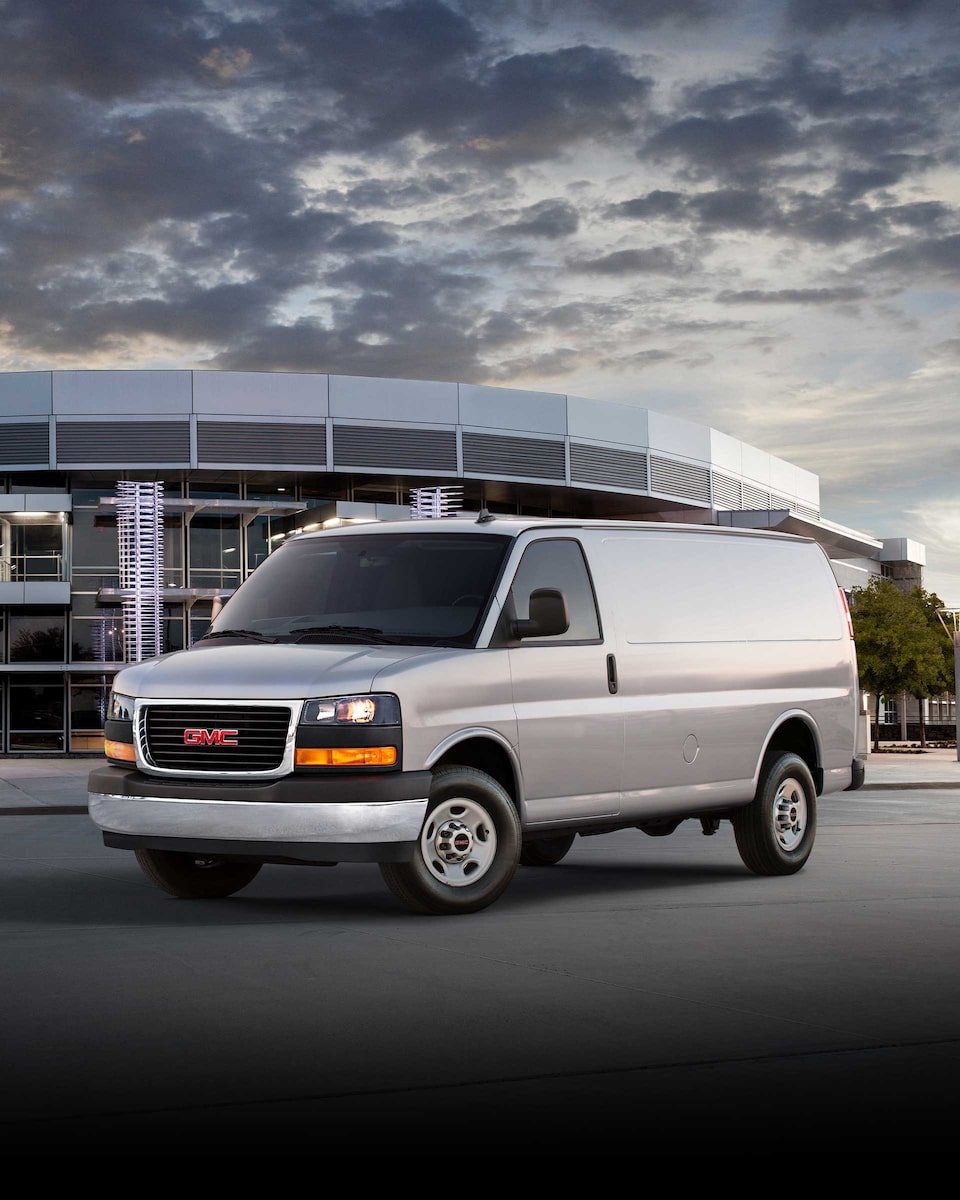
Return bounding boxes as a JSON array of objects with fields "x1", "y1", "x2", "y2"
[
  {"x1": 0, "y1": 422, "x2": 48, "y2": 466},
  {"x1": 649, "y1": 455, "x2": 711, "y2": 504},
  {"x1": 198, "y1": 421, "x2": 326, "y2": 465},
  {"x1": 462, "y1": 432, "x2": 565, "y2": 481},
  {"x1": 794, "y1": 502, "x2": 821, "y2": 520},
  {"x1": 742, "y1": 483, "x2": 771, "y2": 509},
  {"x1": 142, "y1": 704, "x2": 292, "y2": 773},
  {"x1": 570, "y1": 442, "x2": 647, "y2": 491},
  {"x1": 333, "y1": 425, "x2": 457, "y2": 471},
  {"x1": 711, "y1": 471, "x2": 742, "y2": 509},
  {"x1": 56, "y1": 420, "x2": 190, "y2": 464}
]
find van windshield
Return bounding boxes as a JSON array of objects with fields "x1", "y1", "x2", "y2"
[{"x1": 205, "y1": 531, "x2": 511, "y2": 647}]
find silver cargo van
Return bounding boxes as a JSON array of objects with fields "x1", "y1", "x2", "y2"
[{"x1": 89, "y1": 516, "x2": 865, "y2": 915}]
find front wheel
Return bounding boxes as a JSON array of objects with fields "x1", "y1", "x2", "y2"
[
  {"x1": 380, "y1": 766, "x2": 521, "y2": 915},
  {"x1": 134, "y1": 848, "x2": 262, "y2": 898},
  {"x1": 733, "y1": 752, "x2": 817, "y2": 876}
]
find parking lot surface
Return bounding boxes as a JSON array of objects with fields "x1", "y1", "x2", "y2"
[{"x1": 1, "y1": 755, "x2": 958, "y2": 1151}]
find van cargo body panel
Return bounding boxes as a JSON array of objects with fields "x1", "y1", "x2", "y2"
[{"x1": 582, "y1": 529, "x2": 855, "y2": 817}]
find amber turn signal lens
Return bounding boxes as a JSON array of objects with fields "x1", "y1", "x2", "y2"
[
  {"x1": 295, "y1": 746, "x2": 398, "y2": 767},
  {"x1": 105, "y1": 740, "x2": 136, "y2": 763}
]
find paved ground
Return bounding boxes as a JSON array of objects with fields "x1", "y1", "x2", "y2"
[{"x1": 1, "y1": 752, "x2": 958, "y2": 1152}]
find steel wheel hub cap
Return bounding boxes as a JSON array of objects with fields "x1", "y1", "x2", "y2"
[
  {"x1": 420, "y1": 798, "x2": 497, "y2": 888},
  {"x1": 774, "y1": 778, "x2": 807, "y2": 851},
  {"x1": 435, "y1": 818, "x2": 474, "y2": 864}
]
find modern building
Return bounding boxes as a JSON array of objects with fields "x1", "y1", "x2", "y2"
[{"x1": 0, "y1": 369, "x2": 928, "y2": 754}]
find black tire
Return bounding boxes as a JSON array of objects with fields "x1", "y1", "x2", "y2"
[
  {"x1": 520, "y1": 833, "x2": 576, "y2": 866},
  {"x1": 733, "y1": 752, "x2": 817, "y2": 876},
  {"x1": 379, "y1": 766, "x2": 521, "y2": 915},
  {"x1": 134, "y1": 848, "x2": 262, "y2": 899}
]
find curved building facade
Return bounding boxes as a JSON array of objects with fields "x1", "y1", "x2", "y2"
[{"x1": 0, "y1": 369, "x2": 920, "y2": 753}]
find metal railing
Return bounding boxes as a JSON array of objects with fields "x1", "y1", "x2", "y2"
[{"x1": 0, "y1": 553, "x2": 66, "y2": 582}]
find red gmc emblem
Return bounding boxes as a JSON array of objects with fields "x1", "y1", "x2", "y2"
[{"x1": 183, "y1": 728, "x2": 239, "y2": 746}]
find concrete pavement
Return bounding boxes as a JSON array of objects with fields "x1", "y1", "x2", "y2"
[{"x1": 0, "y1": 750, "x2": 958, "y2": 1151}]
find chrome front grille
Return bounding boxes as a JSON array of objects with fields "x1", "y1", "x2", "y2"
[{"x1": 141, "y1": 704, "x2": 293, "y2": 774}]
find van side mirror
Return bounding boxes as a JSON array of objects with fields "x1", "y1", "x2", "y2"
[{"x1": 513, "y1": 588, "x2": 569, "y2": 639}]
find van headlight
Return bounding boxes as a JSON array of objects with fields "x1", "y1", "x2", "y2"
[
  {"x1": 300, "y1": 694, "x2": 400, "y2": 726},
  {"x1": 107, "y1": 692, "x2": 135, "y2": 721}
]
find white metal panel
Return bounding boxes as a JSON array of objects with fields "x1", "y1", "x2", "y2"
[
  {"x1": 53, "y1": 371, "x2": 192, "y2": 414},
  {"x1": 768, "y1": 453, "x2": 798, "y2": 498},
  {"x1": 879, "y1": 537, "x2": 926, "y2": 565},
  {"x1": 458, "y1": 384, "x2": 567, "y2": 435},
  {"x1": 192, "y1": 370, "x2": 328, "y2": 416},
  {"x1": 0, "y1": 494, "x2": 69, "y2": 513},
  {"x1": 794, "y1": 465, "x2": 820, "y2": 506},
  {"x1": 0, "y1": 372, "x2": 52, "y2": 414},
  {"x1": 740, "y1": 443, "x2": 772, "y2": 488},
  {"x1": 330, "y1": 375, "x2": 457, "y2": 424},
  {"x1": 646, "y1": 411, "x2": 711, "y2": 461},
  {"x1": 567, "y1": 395, "x2": 648, "y2": 445},
  {"x1": 708, "y1": 428, "x2": 742, "y2": 475}
]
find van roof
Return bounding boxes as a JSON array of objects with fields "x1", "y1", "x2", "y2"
[{"x1": 290, "y1": 514, "x2": 815, "y2": 545}]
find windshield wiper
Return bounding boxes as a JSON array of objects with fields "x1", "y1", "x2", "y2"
[
  {"x1": 201, "y1": 628, "x2": 278, "y2": 644},
  {"x1": 285, "y1": 624, "x2": 400, "y2": 644}
]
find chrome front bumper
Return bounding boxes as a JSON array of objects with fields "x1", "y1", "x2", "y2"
[{"x1": 89, "y1": 792, "x2": 429, "y2": 844}]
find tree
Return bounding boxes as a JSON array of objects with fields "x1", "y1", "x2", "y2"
[
  {"x1": 850, "y1": 578, "x2": 945, "y2": 751},
  {"x1": 905, "y1": 588, "x2": 955, "y2": 747}
]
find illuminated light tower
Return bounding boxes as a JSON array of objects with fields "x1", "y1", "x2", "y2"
[
  {"x1": 117, "y1": 481, "x2": 164, "y2": 663},
  {"x1": 410, "y1": 486, "x2": 464, "y2": 520}
]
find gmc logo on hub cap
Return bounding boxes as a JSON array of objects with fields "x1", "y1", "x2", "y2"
[{"x1": 183, "y1": 728, "x2": 239, "y2": 746}]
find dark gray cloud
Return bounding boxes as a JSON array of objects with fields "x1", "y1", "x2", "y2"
[
  {"x1": 865, "y1": 233, "x2": 960, "y2": 277},
  {"x1": 608, "y1": 181, "x2": 956, "y2": 247},
  {"x1": 0, "y1": 0, "x2": 958, "y2": 419},
  {"x1": 643, "y1": 109, "x2": 802, "y2": 181},
  {"x1": 785, "y1": 0, "x2": 959, "y2": 33},
  {"x1": 473, "y1": 0, "x2": 724, "y2": 30},
  {"x1": 570, "y1": 247, "x2": 689, "y2": 275},
  {"x1": 495, "y1": 199, "x2": 580, "y2": 238},
  {"x1": 606, "y1": 191, "x2": 686, "y2": 219},
  {"x1": 0, "y1": 0, "x2": 654, "y2": 366},
  {"x1": 716, "y1": 286, "x2": 867, "y2": 304}
]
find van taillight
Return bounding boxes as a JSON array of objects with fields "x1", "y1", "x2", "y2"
[{"x1": 839, "y1": 588, "x2": 854, "y2": 639}]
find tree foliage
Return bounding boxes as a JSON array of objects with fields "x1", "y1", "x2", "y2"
[{"x1": 850, "y1": 578, "x2": 953, "y2": 749}]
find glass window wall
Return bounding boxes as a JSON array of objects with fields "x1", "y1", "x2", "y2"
[
  {"x1": 9, "y1": 674, "x2": 64, "y2": 752},
  {"x1": 188, "y1": 515, "x2": 241, "y2": 590},
  {"x1": 9, "y1": 612, "x2": 66, "y2": 662},
  {"x1": 0, "y1": 517, "x2": 66, "y2": 582}
]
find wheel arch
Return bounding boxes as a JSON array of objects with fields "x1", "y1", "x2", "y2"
[
  {"x1": 425, "y1": 729, "x2": 523, "y2": 811},
  {"x1": 755, "y1": 712, "x2": 824, "y2": 795}
]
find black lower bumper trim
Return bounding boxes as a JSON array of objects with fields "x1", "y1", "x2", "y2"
[
  {"x1": 102, "y1": 831, "x2": 415, "y2": 864},
  {"x1": 89, "y1": 764, "x2": 431, "y2": 806}
]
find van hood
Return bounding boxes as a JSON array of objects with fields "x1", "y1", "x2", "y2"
[{"x1": 113, "y1": 640, "x2": 440, "y2": 700}]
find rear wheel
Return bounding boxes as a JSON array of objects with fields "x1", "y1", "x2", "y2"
[
  {"x1": 520, "y1": 833, "x2": 576, "y2": 866},
  {"x1": 734, "y1": 752, "x2": 817, "y2": 876},
  {"x1": 380, "y1": 766, "x2": 521, "y2": 915},
  {"x1": 134, "y1": 848, "x2": 262, "y2": 898}
]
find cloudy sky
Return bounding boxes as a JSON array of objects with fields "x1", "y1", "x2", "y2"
[{"x1": 2, "y1": 0, "x2": 959, "y2": 596}]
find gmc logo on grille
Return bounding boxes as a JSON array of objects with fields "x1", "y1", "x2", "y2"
[{"x1": 183, "y1": 728, "x2": 239, "y2": 746}]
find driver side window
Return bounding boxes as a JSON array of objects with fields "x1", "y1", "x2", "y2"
[{"x1": 509, "y1": 538, "x2": 601, "y2": 643}]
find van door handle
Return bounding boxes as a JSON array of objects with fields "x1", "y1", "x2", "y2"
[{"x1": 606, "y1": 653, "x2": 618, "y2": 695}]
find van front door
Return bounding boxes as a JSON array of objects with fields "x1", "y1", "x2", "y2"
[{"x1": 503, "y1": 537, "x2": 622, "y2": 825}]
